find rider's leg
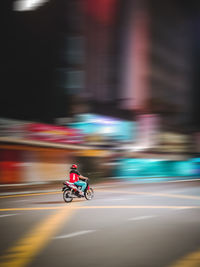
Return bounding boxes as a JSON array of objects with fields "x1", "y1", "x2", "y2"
[
  {"x1": 80, "y1": 181, "x2": 87, "y2": 192},
  {"x1": 74, "y1": 181, "x2": 87, "y2": 192}
]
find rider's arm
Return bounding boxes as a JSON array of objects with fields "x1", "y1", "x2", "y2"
[{"x1": 79, "y1": 175, "x2": 88, "y2": 180}]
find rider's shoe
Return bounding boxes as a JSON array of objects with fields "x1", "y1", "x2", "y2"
[{"x1": 79, "y1": 191, "x2": 84, "y2": 197}]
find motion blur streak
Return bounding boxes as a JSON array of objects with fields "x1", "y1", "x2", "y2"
[
  {"x1": 13, "y1": 0, "x2": 49, "y2": 11},
  {"x1": 0, "y1": 206, "x2": 199, "y2": 213},
  {"x1": 0, "y1": 207, "x2": 63, "y2": 211},
  {"x1": 0, "y1": 206, "x2": 77, "y2": 267},
  {"x1": 96, "y1": 189, "x2": 200, "y2": 200},
  {"x1": 169, "y1": 248, "x2": 200, "y2": 267}
]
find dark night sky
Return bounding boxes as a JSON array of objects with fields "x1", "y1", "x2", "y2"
[{"x1": 0, "y1": 0, "x2": 67, "y2": 123}]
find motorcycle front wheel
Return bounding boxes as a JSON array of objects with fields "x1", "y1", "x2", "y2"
[
  {"x1": 63, "y1": 189, "x2": 73, "y2": 203},
  {"x1": 85, "y1": 188, "x2": 94, "y2": 200}
]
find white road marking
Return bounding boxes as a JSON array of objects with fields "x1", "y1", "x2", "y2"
[
  {"x1": 53, "y1": 230, "x2": 96, "y2": 240},
  {"x1": 175, "y1": 207, "x2": 192, "y2": 210},
  {"x1": 0, "y1": 214, "x2": 17, "y2": 218},
  {"x1": 128, "y1": 215, "x2": 155, "y2": 221}
]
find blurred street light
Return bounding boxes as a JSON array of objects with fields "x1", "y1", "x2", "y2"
[{"x1": 13, "y1": 0, "x2": 49, "y2": 11}]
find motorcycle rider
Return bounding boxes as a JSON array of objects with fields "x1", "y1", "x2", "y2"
[{"x1": 68, "y1": 164, "x2": 88, "y2": 196}]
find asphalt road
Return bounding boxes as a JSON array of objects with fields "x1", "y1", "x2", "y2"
[{"x1": 0, "y1": 180, "x2": 200, "y2": 267}]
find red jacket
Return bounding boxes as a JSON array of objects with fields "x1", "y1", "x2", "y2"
[{"x1": 69, "y1": 170, "x2": 80, "y2": 183}]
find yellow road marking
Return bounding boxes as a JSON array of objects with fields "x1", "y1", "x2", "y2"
[
  {"x1": 0, "y1": 205, "x2": 77, "y2": 267},
  {"x1": 0, "y1": 191, "x2": 60, "y2": 199},
  {"x1": 0, "y1": 205, "x2": 199, "y2": 212},
  {"x1": 97, "y1": 189, "x2": 200, "y2": 200},
  {"x1": 169, "y1": 248, "x2": 200, "y2": 267}
]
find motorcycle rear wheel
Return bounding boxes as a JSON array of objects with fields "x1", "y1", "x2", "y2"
[
  {"x1": 85, "y1": 188, "x2": 94, "y2": 200},
  {"x1": 63, "y1": 189, "x2": 73, "y2": 203}
]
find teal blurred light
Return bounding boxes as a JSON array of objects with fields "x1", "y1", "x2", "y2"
[
  {"x1": 68, "y1": 113, "x2": 136, "y2": 141},
  {"x1": 114, "y1": 158, "x2": 198, "y2": 179}
]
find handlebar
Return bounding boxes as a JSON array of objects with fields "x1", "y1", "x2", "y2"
[{"x1": 80, "y1": 177, "x2": 89, "y2": 182}]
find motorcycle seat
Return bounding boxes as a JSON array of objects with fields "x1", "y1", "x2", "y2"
[{"x1": 66, "y1": 181, "x2": 74, "y2": 185}]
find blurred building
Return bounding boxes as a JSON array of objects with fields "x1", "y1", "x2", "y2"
[
  {"x1": 149, "y1": 0, "x2": 194, "y2": 129},
  {"x1": 1, "y1": 0, "x2": 200, "y2": 130},
  {"x1": 64, "y1": 0, "x2": 199, "y2": 130}
]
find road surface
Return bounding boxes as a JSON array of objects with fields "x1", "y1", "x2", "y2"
[{"x1": 0, "y1": 180, "x2": 200, "y2": 267}]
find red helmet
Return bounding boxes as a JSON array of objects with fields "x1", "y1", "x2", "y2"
[{"x1": 71, "y1": 164, "x2": 77, "y2": 169}]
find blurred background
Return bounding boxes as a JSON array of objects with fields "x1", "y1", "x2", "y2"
[{"x1": 1, "y1": 0, "x2": 200, "y2": 183}]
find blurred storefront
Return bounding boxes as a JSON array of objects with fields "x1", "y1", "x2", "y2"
[
  {"x1": 0, "y1": 118, "x2": 111, "y2": 184},
  {"x1": 0, "y1": 142, "x2": 110, "y2": 184},
  {"x1": 0, "y1": 149, "x2": 22, "y2": 184}
]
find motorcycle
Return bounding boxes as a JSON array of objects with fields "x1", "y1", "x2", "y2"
[{"x1": 62, "y1": 178, "x2": 94, "y2": 203}]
